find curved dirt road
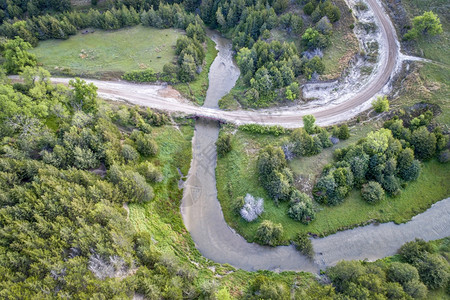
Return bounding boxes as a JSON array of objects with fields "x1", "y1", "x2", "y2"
[{"x1": 45, "y1": 0, "x2": 397, "y2": 128}]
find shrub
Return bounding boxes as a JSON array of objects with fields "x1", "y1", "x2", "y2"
[
  {"x1": 239, "y1": 194, "x2": 264, "y2": 222},
  {"x1": 410, "y1": 126, "x2": 436, "y2": 160},
  {"x1": 137, "y1": 161, "x2": 163, "y2": 182},
  {"x1": 404, "y1": 11, "x2": 443, "y2": 40},
  {"x1": 122, "y1": 68, "x2": 158, "y2": 82},
  {"x1": 216, "y1": 133, "x2": 232, "y2": 157},
  {"x1": 398, "y1": 238, "x2": 433, "y2": 264},
  {"x1": 381, "y1": 175, "x2": 401, "y2": 196},
  {"x1": 361, "y1": 181, "x2": 385, "y2": 204},
  {"x1": 438, "y1": 150, "x2": 450, "y2": 163},
  {"x1": 292, "y1": 232, "x2": 314, "y2": 259},
  {"x1": 122, "y1": 144, "x2": 139, "y2": 163},
  {"x1": 135, "y1": 134, "x2": 158, "y2": 157},
  {"x1": 255, "y1": 220, "x2": 283, "y2": 246},
  {"x1": 240, "y1": 124, "x2": 286, "y2": 136},
  {"x1": 303, "y1": 114, "x2": 316, "y2": 134},
  {"x1": 417, "y1": 254, "x2": 449, "y2": 289},
  {"x1": 338, "y1": 124, "x2": 350, "y2": 140},
  {"x1": 288, "y1": 200, "x2": 315, "y2": 224},
  {"x1": 403, "y1": 280, "x2": 428, "y2": 299},
  {"x1": 232, "y1": 196, "x2": 245, "y2": 215},
  {"x1": 386, "y1": 262, "x2": 420, "y2": 285},
  {"x1": 372, "y1": 96, "x2": 389, "y2": 113}
]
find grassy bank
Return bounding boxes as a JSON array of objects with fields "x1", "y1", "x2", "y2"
[
  {"x1": 216, "y1": 126, "x2": 450, "y2": 243},
  {"x1": 31, "y1": 25, "x2": 182, "y2": 79},
  {"x1": 174, "y1": 37, "x2": 218, "y2": 105}
]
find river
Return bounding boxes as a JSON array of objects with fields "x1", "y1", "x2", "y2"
[{"x1": 180, "y1": 31, "x2": 450, "y2": 273}]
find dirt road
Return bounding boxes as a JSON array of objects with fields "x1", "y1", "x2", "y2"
[{"x1": 44, "y1": 0, "x2": 398, "y2": 128}]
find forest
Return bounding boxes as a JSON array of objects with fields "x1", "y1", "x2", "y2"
[{"x1": 0, "y1": 0, "x2": 448, "y2": 298}]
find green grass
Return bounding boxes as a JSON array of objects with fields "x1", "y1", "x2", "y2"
[
  {"x1": 321, "y1": 30, "x2": 359, "y2": 79},
  {"x1": 31, "y1": 25, "x2": 183, "y2": 79},
  {"x1": 216, "y1": 126, "x2": 450, "y2": 243},
  {"x1": 173, "y1": 38, "x2": 218, "y2": 105}
]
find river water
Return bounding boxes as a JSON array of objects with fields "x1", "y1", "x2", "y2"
[{"x1": 180, "y1": 32, "x2": 450, "y2": 273}]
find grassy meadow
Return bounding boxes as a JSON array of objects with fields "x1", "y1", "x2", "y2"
[{"x1": 31, "y1": 25, "x2": 183, "y2": 78}]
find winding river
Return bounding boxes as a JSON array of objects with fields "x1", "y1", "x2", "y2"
[{"x1": 180, "y1": 31, "x2": 450, "y2": 272}]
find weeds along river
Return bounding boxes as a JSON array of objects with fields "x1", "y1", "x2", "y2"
[{"x1": 180, "y1": 32, "x2": 450, "y2": 273}]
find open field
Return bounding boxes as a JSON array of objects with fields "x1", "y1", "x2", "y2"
[
  {"x1": 216, "y1": 126, "x2": 450, "y2": 243},
  {"x1": 31, "y1": 25, "x2": 182, "y2": 79}
]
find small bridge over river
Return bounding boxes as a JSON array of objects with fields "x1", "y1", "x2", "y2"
[{"x1": 186, "y1": 113, "x2": 228, "y2": 124}]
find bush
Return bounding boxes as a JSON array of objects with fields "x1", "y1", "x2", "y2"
[
  {"x1": 292, "y1": 232, "x2": 314, "y2": 259},
  {"x1": 338, "y1": 125, "x2": 350, "y2": 140},
  {"x1": 255, "y1": 220, "x2": 283, "y2": 246},
  {"x1": 386, "y1": 262, "x2": 420, "y2": 285},
  {"x1": 398, "y1": 238, "x2": 433, "y2": 264},
  {"x1": 122, "y1": 69, "x2": 158, "y2": 82},
  {"x1": 372, "y1": 96, "x2": 389, "y2": 113},
  {"x1": 240, "y1": 124, "x2": 286, "y2": 136},
  {"x1": 410, "y1": 126, "x2": 437, "y2": 160},
  {"x1": 135, "y1": 134, "x2": 158, "y2": 157},
  {"x1": 216, "y1": 133, "x2": 232, "y2": 157},
  {"x1": 239, "y1": 194, "x2": 264, "y2": 222},
  {"x1": 438, "y1": 150, "x2": 450, "y2": 163},
  {"x1": 232, "y1": 196, "x2": 245, "y2": 215},
  {"x1": 288, "y1": 192, "x2": 316, "y2": 224},
  {"x1": 303, "y1": 115, "x2": 316, "y2": 134},
  {"x1": 361, "y1": 181, "x2": 385, "y2": 204},
  {"x1": 137, "y1": 162, "x2": 163, "y2": 182},
  {"x1": 122, "y1": 144, "x2": 139, "y2": 163},
  {"x1": 417, "y1": 254, "x2": 449, "y2": 289}
]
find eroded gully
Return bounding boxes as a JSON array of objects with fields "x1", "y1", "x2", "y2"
[{"x1": 180, "y1": 30, "x2": 450, "y2": 272}]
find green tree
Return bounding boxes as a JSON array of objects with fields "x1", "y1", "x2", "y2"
[
  {"x1": 288, "y1": 196, "x2": 316, "y2": 224},
  {"x1": 68, "y1": 78, "x2": 98, "y2": 113},
  {"x1": 410, "y1": 126, "x2": 436, "y2": 160},
  {"x1": 387, "y1": 262, "x2": 420, "y2": 285},
  {"x1": 404, "y1": 11, "x2": 443, "y2": 40},
  {"x1": 3, "y1": 36, "x2": 37, "y2": 74},
  {"x1": 303, "y1": 114, "x2": 316, "y2": 134},
  {"x1": 122, "y1": 144, "x2": 139, "y2": 163},
  {"x1": 338, "y1": 124, "x2": 350, "y2": 140},
  {"x1": 255, "y1": 220, "x2": 283, "y2": 246},
  {"x1": 417, "y1": 254, "x2": 449, "y2": 289},
  {"x1": 361, "y1": 181, "x2": 385, "y2": 204},
  {"x1": 216, "y1": 133, "x2": 232, "y2": 157},
  {"x1": 293, "y1": 232, "x2": 314, "y2": 258},
  {"x1": 372, "y1": 96, "x2": 389, "y2": 113}
]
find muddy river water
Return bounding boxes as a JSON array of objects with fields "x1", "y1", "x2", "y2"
[{"x1": 180, "y1": 32, "x2": 450, "y2": 272}]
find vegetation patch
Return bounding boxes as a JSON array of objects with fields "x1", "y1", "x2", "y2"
[
  {"x1": 173, "y1": 37, "x2": 218, "y2": 105},
  {"x1": 31, "y1": 26, "x2": 182, "y2": 78},
  {"x1": 216, "y1": 119, "x2": 449, "y2": 242}
]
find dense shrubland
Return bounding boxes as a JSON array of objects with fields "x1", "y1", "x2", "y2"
[{"x1": 313, "y1": 110, "x2": 448, "y2": 206}]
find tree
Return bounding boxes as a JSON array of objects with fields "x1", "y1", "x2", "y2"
[
  {"x1": 386, "y1": 262, "x2": 420, "y2": 285},
  {"x1": 240, "y1": 194, "x2": 264, "y2": 222},
  {"x1": 372, "y1": 96, "x2": 389, "y2": 113},
  {"x1": 398, "y1": 238, "x2": 433, "y2": 264},
  {"x1": 404, "y1": 11, "x2": 443, "y2": 40},
  {"x1": 293, "y1": 232, "x2": 314, "y2": 259},
  {"x1": 402, "y1": 280, "x2": 428, "y2": 299},
  {"x1": 122, "y1": 144, "x2": 139, "y2": 163},
  {"x1": 338, "y1": 124, "x2": 350, "y2": 140},
  {"x1": 255, "y1": 220, "x2": 283, "y2": 246},
  {"x1": 303, "y1": 115, "x2": 316, "y2": 134},
  {"x1": 135, "y1": 134, "x2": 158, "y2": 157},
  {"x1": 288, "y1": 196, "x2": 315, "y2": 224},
  {"x1": 68, "y1": 78, "x2": 98, "y2": 113},
  {"x1": 318, "y1": 128, "x2": 333, "y2": 148},
  {"x1": 361, "y1": 181, "x2": 385, "y2": 204},
  {"x1": 3, "y1": 36, "x2": 37, "y2": 74},
  {"x1": 216, "y1": 133, "x2": 232, "y2": 157},
  {"x1": 417, "y1": 254, "x2": 449, "y2": 289},
  {"x1": 410, "y1": 126, "x2": 436, "y2": 160}
]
